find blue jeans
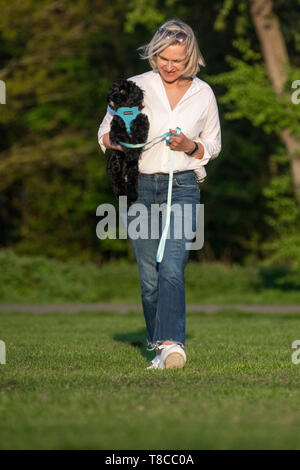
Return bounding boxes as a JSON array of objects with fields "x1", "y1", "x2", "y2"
[{"x1": 126, "y1": 170, "x2": 200, "y2": 350}]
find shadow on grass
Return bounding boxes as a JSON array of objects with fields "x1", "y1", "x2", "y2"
[
  {"x1": 256, "y1": 266, "x2": 300, "y2": 291},
  {"x1": 114, "y1": 328, "x2": 152, "y2": 361},
  {"x1": 113, "y1": 328, "x2": 192, "y2": 361}
]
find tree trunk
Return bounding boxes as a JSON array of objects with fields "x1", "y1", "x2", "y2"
[{"x1": 249, "y1": 0, "x2": 300, "y2": 206}]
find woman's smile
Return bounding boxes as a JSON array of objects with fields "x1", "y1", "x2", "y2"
[{"x1": 165, "y1": 70, "x2": 175, "y2": 75}]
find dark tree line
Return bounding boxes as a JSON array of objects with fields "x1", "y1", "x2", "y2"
[{"x1": 0, "y1": 0, "x2": 299, "y2": 266}]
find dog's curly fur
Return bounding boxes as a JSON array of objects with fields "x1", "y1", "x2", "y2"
[{"x1": 106, "y1": 79, "x2": 150, "y2": 206}]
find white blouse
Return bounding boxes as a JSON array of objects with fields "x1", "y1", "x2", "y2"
[{"x1": 97, "y1": 70, "x2": 221, "y2": 182}]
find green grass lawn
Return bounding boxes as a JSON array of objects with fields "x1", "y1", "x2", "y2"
[
  {"x1": 1, "y1": 248, "x2": 300, "y2": 304},
  {"x1": 1, "y1": 309, "x2": 300, "y2": 449}
]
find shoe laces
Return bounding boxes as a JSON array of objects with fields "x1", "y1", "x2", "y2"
[{"x1": 157, "y1": 343, "x2": 177, "y2": 352}]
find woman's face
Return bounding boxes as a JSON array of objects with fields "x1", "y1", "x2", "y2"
[{"x1": 156, "y1": 44, "x2": 187, "y2": 84}]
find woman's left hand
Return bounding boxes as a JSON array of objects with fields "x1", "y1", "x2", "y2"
[{"x1": 167, "y1": 129, "x2": 198, "y2": 154}]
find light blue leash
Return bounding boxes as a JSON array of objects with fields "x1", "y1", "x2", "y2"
[{"x1": 120, "y1": 126, "x2": 181, "y2": 263}]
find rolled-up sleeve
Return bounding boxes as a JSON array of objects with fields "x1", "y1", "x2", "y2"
[
  {"x1": 194, "y1": 90, "x2": 221, "y2": 166},
  {"x1": 97, "y1": 105, "x2": 115, "y2": 153}
]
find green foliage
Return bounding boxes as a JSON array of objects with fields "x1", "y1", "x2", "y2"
[
  {"x1": 0, "y1": 0, "x2": 299, "y2": 266},
  {"x1": 261, "y1": 150, "x2": 300, "y2": 272},
  {"x1": 0, "y1": 0, "x2": 132, "y2": 260},
  {"x1": 214, "y1": 0, "x2": 235, "y2": 32},
  {"x1": 210, "y1": 55, "x2": 300, "y2": 135},
  {"x1": 209, "y1": 33, "x2": 300, "y2": 268},
  {"x1": 1, "y1": 248, "x2": 300, "y2": 304},
  {"x1": 215, "y1": 0, "x2": 250, "y2": 36},
  {"x1": 124, "y1": 0, "x2": 166, "y2": 33}
]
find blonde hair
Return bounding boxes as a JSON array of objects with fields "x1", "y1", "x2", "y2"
[{"x1": 138, "y1": 18, "x2": 206, "y2": 78}]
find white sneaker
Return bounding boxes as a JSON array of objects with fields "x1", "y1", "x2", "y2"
[
  {"x1": 146, "y1": 354, "x2": 162, "y2": 370},
  {"x1": 159, "y1": 343, "x2": 186, "y2": 369}
]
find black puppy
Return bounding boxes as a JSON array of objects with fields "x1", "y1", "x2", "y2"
[{"x1": 106, "y1": 79, "x2": 149, "y2": 206}]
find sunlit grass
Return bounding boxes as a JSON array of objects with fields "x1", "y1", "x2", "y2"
[{"x1": 1, "y1": 309, "x2": 300, "y2": 449}]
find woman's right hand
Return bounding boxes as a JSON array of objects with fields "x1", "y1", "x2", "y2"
[{"x1": 102, "y1": 132, "x2": 124, "y2": 152}]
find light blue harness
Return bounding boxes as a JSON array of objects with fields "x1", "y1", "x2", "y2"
[
  {"x1": 119, "y1": 125, "x2": 181, "y2": 263},
  {"x1": 114, "y1": 106, "x2": 141, "y2": 134}
]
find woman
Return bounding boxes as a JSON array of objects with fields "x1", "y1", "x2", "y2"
[{"x1": 98, "y1": 18, "x2": 221, "y2": 369}]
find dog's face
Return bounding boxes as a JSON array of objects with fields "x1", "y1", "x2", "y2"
[{"x1": 107, "y1": 79, "x2": 144, "y2": 110}]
